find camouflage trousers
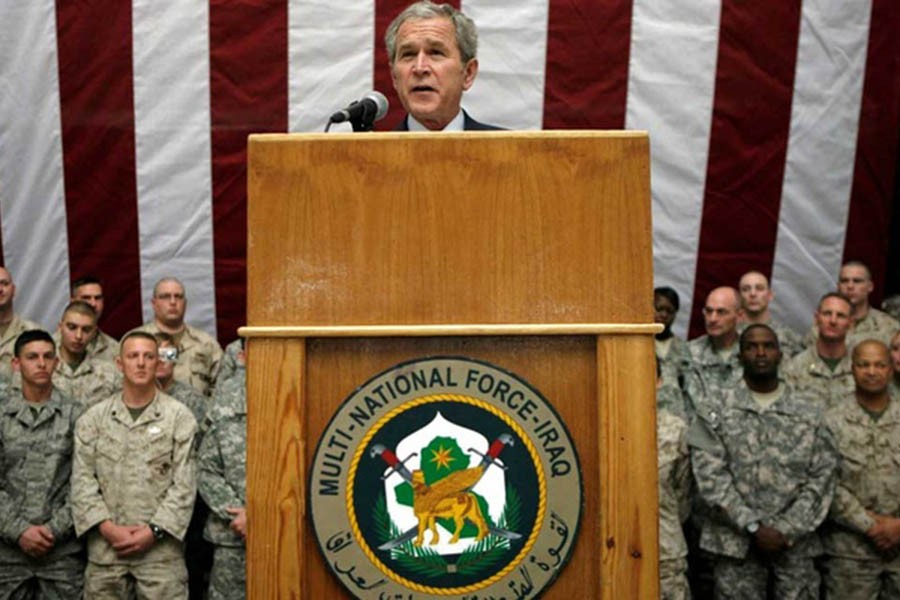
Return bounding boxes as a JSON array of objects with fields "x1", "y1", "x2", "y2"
[
  {"x1": 84, "y1": 559, "x2": 188, "y2": 599},
  {"x1": 822, "y1": 556, "x2": 900, "y2": 600},
  {"x1": 209, "y1": 545, "x2": 246, "y2": 600},
  {"x1": 712, "y1": 551, "x2": 819, "y2": 600},
  {"x1": 660, "y1": 557, "x2": 691, "y2": 600},
  {"x1": 0, "y1": 555, "x2": 84, "y2": 600}
]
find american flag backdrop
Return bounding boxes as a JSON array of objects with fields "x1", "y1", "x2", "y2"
[{"x1": 0, "y1": 0, "x2": 897, "y2": 345}]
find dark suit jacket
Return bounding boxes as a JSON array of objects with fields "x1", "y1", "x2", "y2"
[{"x1": 394, "y1": 110, "x2": 504, "y2": 131}]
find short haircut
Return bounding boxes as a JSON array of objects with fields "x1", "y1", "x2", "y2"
[
  {"x1": 841, "y1": 260, "x2": 872, "y2": 280},
  {"x1": 15, "y1": 329, "x2": 55, "y2": 357},
  {"x1": 62, "y1": 300, "x2": 97, "y2": 321},
  {"x1": 152, "y1": 277, "x2": 185, "y2": 297},
  {"x1": 153, "y1": 331, "x2": 175, "y2": 345},
  {"x1": 654, "y1": 286, "x2": 680, "y2": 312},
  {"x1": 739, "y1": 323, "x2": 779, "y2": 350},
  {"x1": 385, "y1": 1, "x2": 478, "y2": 64},
  {"x1": 817, "y1": 291, "x2": 852, "y2": 312},
  {"x1": 120, "y1": 331, "x2": 159, "y2": 355},
  {"x1": 852, "y1": 338, "x2": 889, "y2": 360},
  {"x1": 71, "y1": 275, "x2": 102, "y2": 295}
]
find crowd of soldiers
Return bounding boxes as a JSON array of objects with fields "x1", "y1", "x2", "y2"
[
  {"x1": 655, "y1": 260, "x2": 900, "y2": 599},
  {"x1": 0, "y1": 267, "x2": 247, "y2": 599}
]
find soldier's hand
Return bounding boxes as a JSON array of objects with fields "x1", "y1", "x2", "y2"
[
  {"x1": 753, "y1": 525, "x2": 788, "y2": 554},
  {"x1": 113, "y1": 525, "x2": 156, "y2": 557},
  {"x1": 18, "y1": 525, "x2": 54, "y2": 557},
  {"x1": 99, "y1": 520, "x2": 133, "y2": 547},
  {"x1": 226, "y1": 506, "x2": 247, "y2": 539},
  {"x1": 868, "y1": 517, "x2": 900, "y2": 551}
]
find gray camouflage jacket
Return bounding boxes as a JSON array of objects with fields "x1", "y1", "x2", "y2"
[{"x1": 689, "y1": 383, "x2": 838, "y2": 558}]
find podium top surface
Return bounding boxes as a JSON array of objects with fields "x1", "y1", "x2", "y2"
[{"x1": 247, "y1": 131, "x2": 652, "y2": 328}]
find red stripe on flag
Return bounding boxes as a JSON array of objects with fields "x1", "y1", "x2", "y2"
[
  {"x1": 841, "y1": 0, "x2": 900, "y2": 305},
  {"x1": 543, "y1": 0, "x2": 632, "y2": 129},
  {"x1": 210, "y1": 0, "x2": 289, "y2": 343},
  {"x1": 374, "y1": 0, "x2": 461, "y2": 131},
  {"x1": 688, "y1": 3, "x2": 803, "y2": 338},
  {"x1": 56, "y1": 1, "x2": 143, "y2": 339}
]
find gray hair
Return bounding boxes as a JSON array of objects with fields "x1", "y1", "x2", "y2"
[{"x1": 385, "y1": 1, "x2": 478, "y2": 65}]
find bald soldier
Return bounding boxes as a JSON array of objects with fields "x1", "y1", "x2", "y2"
[
  {"x1": 137, "y1": 278, "x2": 222, "y2": 397},
  {"x1": 784, "y1": 293, "x2": 856, "y2": 410},
  {"x1": 737, "y1": 270, "x2": 802, "y2": 357},
  {"x1": 823, "y1": 339, "x2": 900, "y2": 598},
  {"x1": 685, "y1": 287, "x2": 744, "y2": 414}
]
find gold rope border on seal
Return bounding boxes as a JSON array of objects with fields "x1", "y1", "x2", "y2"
[{"x1": 345, "y1": 393, "x2": 548, "y2": 595}]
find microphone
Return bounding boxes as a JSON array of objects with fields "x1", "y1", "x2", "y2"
[{"x1": 328, "y1": 91, "x2": 389, "y2": 129}]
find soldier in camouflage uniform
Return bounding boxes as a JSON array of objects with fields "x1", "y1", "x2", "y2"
[
  {"x1": 71, "y1": 332, "x2": 197, "y2": 599},
  {"x1": 215, "y1": 338, "x2": 245, "y2": 388},
  {"x1": 658, "y1": 389, "x2": 691, "y2": 600},
  {"x1": 737, "y1": 271, "x2": 803, "y2": 358},
  {"x1": 136, "y1": 278, "x2": 223, "y2": 397},
  {"x1": 684, "y1": 287, "x2": 744, "y2": 417},
  {"x1": 198, "y1": 367, "x2": 247, "y2": 600},
  {"x1": 784, "y1": 293, "x2": 856, "y2": 410},
  {"x1": 0, "y1": 330, "x2": 84, "y2": 597},
  {"x1": 0, "y1": 267, "x2": 40, "y2": 381},
  {"x1": 655, "y1": 286, "x2": 693, "y2": 391},
  {"x1": 69, "y1": 276, "x2": 119, "y2": 363},
  {"x1": 51, "y1": 301, "x2": 120, "y2": 408},
  {"x1": 690, "y1": 324, "x2": 838, "y2": 599},
  {"x1": 822, "y1": 339, "x2": 900, "y2": 598},
  {"x1": 889, "y1": 330, "x2": 900, "y2": 398}
]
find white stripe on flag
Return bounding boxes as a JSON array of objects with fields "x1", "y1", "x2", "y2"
[
  {"x1": 0, "y1": 1, "x2": 71, "y2": 330},
  {"x1": 625, "y1": 0, "x2": 723, "y2": 337},
  {"x1": 462, "y1": 0, "x2": 550, "y2": 130},
  {"x1": 289, "y1": 1, "x2": 375, "y2": 133},
  {"x1": 132, "y1": 0, "x2": 217, "y2": 336},
  {"x1": 770, "y1": 0, "x2": 872, "y2": 331}
]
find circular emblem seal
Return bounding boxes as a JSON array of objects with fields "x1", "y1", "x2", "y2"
[{"x1": 309, "y1": 357, "x2": 582, "y2": 599}]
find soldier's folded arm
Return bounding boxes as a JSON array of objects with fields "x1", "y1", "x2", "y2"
[
  {"x1": 767, "y1": 421, "x2": 839, "y2": 540},
  {"x1": 70, "y1": 412, "x2": 113, "y2": 536},
  {"x1": 198, "y1": 421, "x2": 242, "y2": 520},
  {"x1": 148, "y1": 408, "x2": 197, "y2": 540},
  {"x1": 688, "y1": 409, "x2": 758, "y2": 531}
]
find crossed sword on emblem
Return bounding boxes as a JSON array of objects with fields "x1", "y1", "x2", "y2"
[{"x1": 369, "y1": 433, "x2": 523, "y2": 551}]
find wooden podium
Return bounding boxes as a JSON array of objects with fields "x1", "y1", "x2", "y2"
[{"x1": 241, "y1": 131, "x2": 659, "y2": 599}]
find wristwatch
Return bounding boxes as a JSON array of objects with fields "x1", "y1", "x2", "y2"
[
  {"x1": 149, "y1": 523, "x2": 165, "y2": 540},
  {"x1": 746, "y1": 522, "x2": 760, "y2": 535}
]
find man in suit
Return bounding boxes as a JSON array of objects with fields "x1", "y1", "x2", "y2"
[{"x1": 385, "y1": 1, "x2": 502, "y2": 131}]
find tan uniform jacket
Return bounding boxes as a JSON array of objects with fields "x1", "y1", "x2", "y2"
[
  {"x1": 824, "y1": 394, "x2": 900, "y2": 560},
  {"x1": 52, "y1": 358, "x2": 121, "y2": 409},
  {"x1": 783, "y1": 346, "x2": 855, "y2": 410},
  {"x1": 0, "y1": 314, "x2": 40, "y2": 380},
  {"x1": 71, "y1": 392, "x2": 197, "y2": 565},
  {"x1": 137, "y1": 323, "x2": 223, "y2": 396}
]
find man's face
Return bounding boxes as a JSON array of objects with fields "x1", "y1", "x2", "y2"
[
  {"x1": 740, "y1": 327, "x2": 781, "y2": 378},
  {"x1": 838, "y1": 265, "x2": 873, "y2": 307},
  {"x1": 852, "y1": 343, "x2": 892, "y2": 395},
  {"x1": 390, "y1": 16, "x2": 478, "y2": 130},
  {"x1": 13, "y1": 340, "x2": 57, "y2": 388},
  {"x1": 815, "y1": 297, "x2": 852, "y2": 343},
  {"x1": 73, "y1": 283, "x2": 105, "y2": 319},
  {"x1": 653, "y1": 293, "x2": 677, "y2": 328},
  {"x1": 151, "y1": 281, "x2": 186, "y2": 327},
  {"x1": 703, "y1": 288, "x2": 740, "y2": 339},
  {"x1": 118, "y1": 337, "x2": 159, "y2": 387},
  {"x1": 738, "y1": 272, "x2": 772, "y2": 314},
  {"x1": 0, "y1": 267, "x2": 16, "y2": 311},
  {"x1": 59, "y1": 311, "x2": 96, "y2": 358},
  {"x1": 155, "y1": 342, "x2": 177, "y2": 381}
]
